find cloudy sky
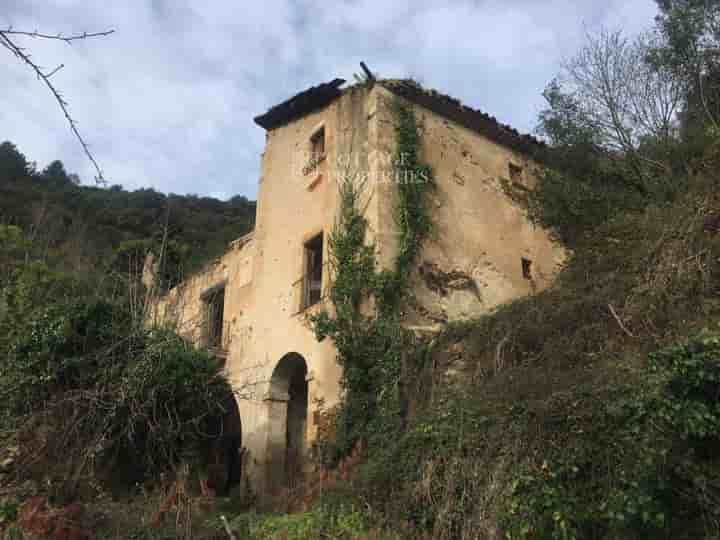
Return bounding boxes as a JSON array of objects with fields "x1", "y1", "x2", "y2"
[{"x1": 2, "y1": 0, "x2": 658, "y2": 200}]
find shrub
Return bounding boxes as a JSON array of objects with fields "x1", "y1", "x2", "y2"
[
  {"x1": 504, "y1": 332, "x2": 720, "y2": 539},
  {"x1": 1, "y1": 298, "x2": 234, "y2": 490},
  {"x1": 4, "y1": 300, "x2": 121, "y2": 415},
  {"x1": 527, "y1": 166, "x2": 646, "y2": 246},
  {"x1": 113, "y1": 328, "x2": 234, "y2": 473}
]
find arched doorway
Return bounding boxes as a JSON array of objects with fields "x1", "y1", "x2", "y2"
[
  {"x1": 267, "y1": 353, "x2": 308, "y2": 491},
  {"x1": 204, "y1": 390, "x2": 243, "y2": 495}
]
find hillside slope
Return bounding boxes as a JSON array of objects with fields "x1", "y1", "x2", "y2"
[
  {"x1": 0, "y1": 140, "x2": 256, "y2": 282},
  {"x1": 361, "y1": 173, "x2": 720, "y2": 539}
]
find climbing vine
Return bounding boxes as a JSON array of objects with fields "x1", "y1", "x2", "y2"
[{"x1": 310, "y1": 99, "x2": 435, "y2": 462}]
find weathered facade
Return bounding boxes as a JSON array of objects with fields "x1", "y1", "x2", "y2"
[{"x1": 151, "y1": 78, "x2": 567, "y2": 497}]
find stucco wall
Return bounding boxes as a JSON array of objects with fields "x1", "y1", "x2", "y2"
[
  {"x1": 152, "y1": 234, "x2": 255, "y2": 348},
  {"x1": 370, "y1": 84, "x2": 566, "y2": 326}
]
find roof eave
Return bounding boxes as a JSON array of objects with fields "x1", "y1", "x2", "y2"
[{"x1": 253, "y1": 78, "x2": 346, "y2": 130}]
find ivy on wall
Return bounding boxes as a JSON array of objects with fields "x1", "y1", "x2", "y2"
[{"x1": 309, "y1": 98, "x2": 435, "y2": 462}]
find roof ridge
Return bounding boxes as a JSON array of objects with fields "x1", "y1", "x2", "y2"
[
  {"x1": 380, "y1": 79, "x2": 544, "y2": 153},
  {"x1": 253, "y1": 76, "x2": 544, "y2": 155}
]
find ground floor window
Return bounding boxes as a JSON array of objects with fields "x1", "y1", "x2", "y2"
[{"x1": 203, "y1": 285, "x2": 225, "y2": 349}]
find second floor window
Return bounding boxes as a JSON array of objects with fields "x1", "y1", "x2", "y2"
[
  {"x1": 310, "y1": 126, "x2": 325, "y2": 160},
  {"x1": 302, "y1": 233, "x2": 323, "y2": 309},
  {"x1": 303, "y1": 126, "x2": 327, "y2": 177}
]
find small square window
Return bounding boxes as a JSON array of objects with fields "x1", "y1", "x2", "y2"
[
  {"x1": 302, "y1": 233, "x2": 324, "y2": 309},
  {"x1": 509, "y1": 162, "x2": 523, "y2": 183}
]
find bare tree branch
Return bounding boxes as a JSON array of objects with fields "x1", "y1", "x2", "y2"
[
  {"x1": 0, "y1": 27, "x2": 114, "y2": 184},
  {"x1": 45, "y1": 63, "x2": 65, "y2": 78},
  {"x1": 2, "y1": 27, "x2": 115, "y2": 43},
  {"x1": 608, "y1": 303, "x2": 636, "y2": 338},
  {"x1": 560, "y1": 27, "x2": 684, "y2": 184}
]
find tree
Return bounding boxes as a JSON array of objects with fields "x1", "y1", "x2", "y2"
[
  {"x1": 543, "y1": 28, "x2": 684, "y2": 191},
  {"x1": 650, "y1": 0, "x2": 720, "y2": 134},
  {"x1": 41, "y1": 160, "x2": 71, "y2": 184},
  {"x1": 1, "y1": 27, "x2": 114, "y2": 184},
  {"x1": 0, "y1": 141, "x2": 32, "y2": 181},
  {"x1": 652, "y1": 0, "x2": 720, "y2": 80}
]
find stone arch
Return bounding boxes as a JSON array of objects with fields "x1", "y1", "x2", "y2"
[{"x1": 266, "y1": 352, "x2": 308, "y2": 492}]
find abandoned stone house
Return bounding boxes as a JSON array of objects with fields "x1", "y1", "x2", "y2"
[{"x1": 150, "y1": 76, "x2": 567, "y2": 497}]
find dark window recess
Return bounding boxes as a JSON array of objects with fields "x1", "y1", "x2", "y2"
[
  {"x1": 303, "y1": 127, "x2": 326, "y2": 176},
  {"x1": 521, "y1": 257, "x2": 533, "y2": 280},
  {"x1": 303, "y1": 233, "x2": 323, "y2": 309},
  {"x1": 205, "y1": 287, "x2": 225, "y2": 349},
  {"x1": 310, "y1": 127, "x2": 325, "y2": 160},
  {"x1": 509, "y1": 162, "x2": 523, "y2": 183}
]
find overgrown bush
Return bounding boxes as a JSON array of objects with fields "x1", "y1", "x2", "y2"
[
  {"x1": 505, "y1": 332, "x2": 720, "y2": 539},
  {"x1": 1, "y1": 297, "x2": 234, "y2": 492},
  {"x1": 527, "y1": 165, "x2": 647, "y2": 246},
  {"x1": 339, "y1": 157, "x2": 720, "y2": 538},
  {"x1": 109, "y1": 328, "x2": 235, "y2": 474},
  {"x1": 4, "y1": 300, "x2": 121, "y2": 415}
]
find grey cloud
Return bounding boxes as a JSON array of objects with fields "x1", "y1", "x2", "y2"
[{"x1": 1, "y1": 0, "x2": 658, "y2": 198}]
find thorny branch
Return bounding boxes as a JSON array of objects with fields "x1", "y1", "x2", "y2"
[{"x1": 0, "y1": 26, "x2": 115, "y2": 184}]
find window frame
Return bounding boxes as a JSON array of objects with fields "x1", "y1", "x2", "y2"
[
  {"x1": 521, "y1": 257, "x2": 533, "y2": 280},
  {"x1": 301, "y1": 232, "x2": 324, "y2": 310},
  {"x1": 303, "y1": 123, "x2": 327, "y2": 179},
  {"x1": 310, "y1": 125, "x2": 325, "y2": 159},
  {"x1": 201, "y1": 282, "x2": 226, "y2": 350}
]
